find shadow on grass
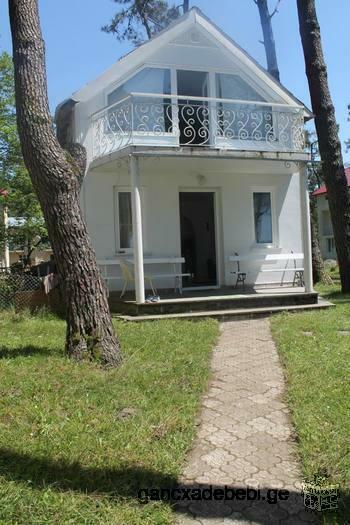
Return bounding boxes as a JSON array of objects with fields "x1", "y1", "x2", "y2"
[
  {"x1": 319, "y1": 290, "x2": 350, "y2": 304},
  {"x1": 0, "y1": 448, "x2": 348, "y2": 523},
  {"x1": 0, "y1": 345, "x2": 60, "y2": 360}
]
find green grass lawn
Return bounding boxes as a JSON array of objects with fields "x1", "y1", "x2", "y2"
[
  {"x1": 0, "y1": 312, "x2": 218, "y2": 524},
  {"x1": 271, "y1": 284, "x2": 350, "y2": 524}
]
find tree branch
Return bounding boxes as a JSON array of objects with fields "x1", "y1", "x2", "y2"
[{"x1": 269, "y1": 0, "x2": 282, "y2": 19}]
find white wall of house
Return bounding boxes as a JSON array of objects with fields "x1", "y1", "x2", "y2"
[{"x1": 82, "y1": 157, "x2": 303, "y2": 290}]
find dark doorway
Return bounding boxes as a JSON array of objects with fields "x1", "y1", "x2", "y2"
[
  {"x1": 179, "y1": 192, "x2": 217, "y2": 287},
  {"x1": 177, "y1": 70, "x2": 209, "y2": 146}
]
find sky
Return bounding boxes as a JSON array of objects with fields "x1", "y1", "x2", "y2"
[{"x1": 1, "y1": 0, "x2": 349, "y2": 160}]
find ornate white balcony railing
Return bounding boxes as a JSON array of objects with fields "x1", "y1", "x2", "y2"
[{"x1": 91, "y1": 93, "x2": 305, "y2": 160}]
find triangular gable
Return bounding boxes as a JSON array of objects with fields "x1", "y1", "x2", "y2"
[
  {"x1": 170, "y1": 26, "x2": 217, "y2": 48},
  {"x1": 72, "y1": 7, "x2": 312, "y2": 117}
]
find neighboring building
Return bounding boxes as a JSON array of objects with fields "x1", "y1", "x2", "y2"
[
  {"x1": 9, "y1": 248, "x2": 53, "y2": 267},
  {"x1": 56, "y1": 8, "x2": 314, "y2": 304},
  {"x1": 312, "y1": 167, "x2": 350, "y2": 260}
]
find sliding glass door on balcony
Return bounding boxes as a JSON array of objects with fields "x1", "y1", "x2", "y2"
[{"x1": 177, "y1": 70, "x2": 210, "y2": 146}]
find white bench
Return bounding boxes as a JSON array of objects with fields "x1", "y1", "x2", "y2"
[
  {"x1": 98, "y1": 257, "x2": 191, "y2": 295},
  {"x1": 229, "y1": 252, "x2": 304, "y2": 288}
]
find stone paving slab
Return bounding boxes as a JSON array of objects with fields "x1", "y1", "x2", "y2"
[{"x1": 175, "y1": 318, "x2": 314, "y2": 525}]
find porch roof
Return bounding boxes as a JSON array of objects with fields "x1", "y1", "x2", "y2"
[{"x1": 89, "y1": 145, "x2": 310, "y2": 171}]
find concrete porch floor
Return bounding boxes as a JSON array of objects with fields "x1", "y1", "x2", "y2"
[
  {"x1": 108, "y1": 285, "x2": 333, "y2": 320},
  {"x1": 111, "y1": 285, "x2": 306, "y2": 302},
  {"x1": 139, "y1": 285, "x2": 308, "y2": 301}
]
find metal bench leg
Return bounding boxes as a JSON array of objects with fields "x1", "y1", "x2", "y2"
[
  {"x1": 235, "y1": 273, "x2": 246, "y2": 290},
  {"x1": 174, "y1": 275, "x2": 182, "y2": 295},
  {"x1": 148, "y1": 278, "x2": 157, "y2": 296},
  {"x1": 120, "y1": 280, "x2": 127, "y2": 298}
]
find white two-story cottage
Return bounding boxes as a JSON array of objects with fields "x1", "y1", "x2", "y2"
[{"x1": 56, "y1": 8, "x2": 316, "y2": 312}]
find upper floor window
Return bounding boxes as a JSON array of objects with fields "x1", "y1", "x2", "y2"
[
  {"x1": 107, "y1": 68, "x2": 172, "y2": 135},
  {"x1": 216, "y1": 73, "x2": 272, "y2": 142},
  {"x1": 108, "y1": 67, "x2": 171, "y2": 107},
  {"x1": 253, "y1": 192, "x2": 273, "y2": 244},
  {"x1": 216, "y1": 73, "x2": 265, "y2": 101}
]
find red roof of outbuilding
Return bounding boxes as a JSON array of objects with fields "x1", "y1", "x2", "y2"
[
  {"x1": 312, "y1": 168, "x2": 350, "y2": 196},
  {"x1": 0, "y1": 188, "x2": 9, "y2": 198}
]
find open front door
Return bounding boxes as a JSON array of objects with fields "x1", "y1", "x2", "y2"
[{"x1": 179, "y1": 192, "x2": 217, "y2": 288}]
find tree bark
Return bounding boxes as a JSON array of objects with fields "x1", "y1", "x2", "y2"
[
  {"x1": 310, "y1": 196, "x2": 332, "y2": 285},
  {"x1": 255, "y1": 0, "x2": 280, "y2": 81},
  {"x1": 297, "y1": 0, "x2": 350, "y2": 292},
  {"x1": 183, "y1": 0, "x2": 190, "y2": 13},
  {"x1": 8, "y1": 0, "x2": 122, "y2": 367}
]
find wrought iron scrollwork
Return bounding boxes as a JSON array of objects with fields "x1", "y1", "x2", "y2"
[{"x1": 91, "y1": 95, "x2": 305, "y2": 159}]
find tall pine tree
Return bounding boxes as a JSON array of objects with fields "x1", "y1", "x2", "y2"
[
  {"x1": 9, "y1": 0, "x2": 122, "y2": 366},
  {"x1": 102, "y1": 0, "x2": 180, "y2": 45},
  {"x1": 297, "y1": 0, "x2": 350, "y2": 292}
]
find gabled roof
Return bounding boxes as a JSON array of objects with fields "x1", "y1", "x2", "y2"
[
  {"x1": 312, "y1": 168, "x2": 350, "y2": 197},
  {"x1": 71, "y1": 7, "x2": 312, "y2": 117}
]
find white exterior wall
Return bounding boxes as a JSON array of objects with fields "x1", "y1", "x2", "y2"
[{"x1": 82, "y1": 157, "x2": 304, "y2": 290}]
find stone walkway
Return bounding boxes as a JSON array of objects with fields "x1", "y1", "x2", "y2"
[{"x1": 176, "y1": 318, "x2": 314, "y2": 525}]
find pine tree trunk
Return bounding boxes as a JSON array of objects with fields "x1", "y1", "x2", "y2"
[
  {"x1": 135, "y1": 0, "x2": 152, "y2": 39},
  {"x1": 255, "y1": 0, "x2": 280, "y2": 81},
  {"x1": 183, "y1": 0, "x2": 189, "y2": 13},
  {"x1": 297, "y1": 0, "x2": 350, "y2": 293},
  {"x1": 310, "y1": 196, "x2": 332, "y2": 285},
  {"x1": 8, "y1": 0, "x2": 122, "y2": 367}
]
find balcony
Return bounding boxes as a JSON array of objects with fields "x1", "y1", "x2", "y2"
[{"x1": 91, "y1": 93, "x2": 305, "y2": 161}]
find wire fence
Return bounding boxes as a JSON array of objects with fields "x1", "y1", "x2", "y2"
[{"x1": 0, "y1": 269, "x2": 44, "y2": 311}]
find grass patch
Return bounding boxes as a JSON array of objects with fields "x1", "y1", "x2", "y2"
[
  {"x1": 0, "y1": 312, "x2": 218, "y2": 524},
  {"x1": 271, "y1": 284, "x2": 350, "y2": 524}
]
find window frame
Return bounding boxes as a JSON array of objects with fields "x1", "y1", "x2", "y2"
[
  {"x1": 327, "y1": 237, "x2": 335, "y2": 254},
  {"x1": 114, "y1": 187, "x2": 146, "y2": 254},
  {"x1": 215, "y1": 72, "x2": 266, "y2": 103},
  {"x1": 105, "y1": 64, "x2": 274, "y2": 109},
  {"x1": 251, "y1": 187, "x2": 277, "y2": 248},
  {"x1": 106, "y1": 66, "x2": 172, "y2": 108}
]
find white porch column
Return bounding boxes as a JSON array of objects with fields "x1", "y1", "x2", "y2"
[
  {"x1": 299, "y1": 165, "x2": 313, "y2": 293},
  {"x1": 130, "y1": 155, "x2": 145, "y2": 304}
]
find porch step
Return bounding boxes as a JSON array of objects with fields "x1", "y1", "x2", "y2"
[
  {"x1": 115, "y1": 297, "x2": 333, "y2": 322},
  {"x1": 109, "y1": 291, "x2": 319, "y2": 316}
]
